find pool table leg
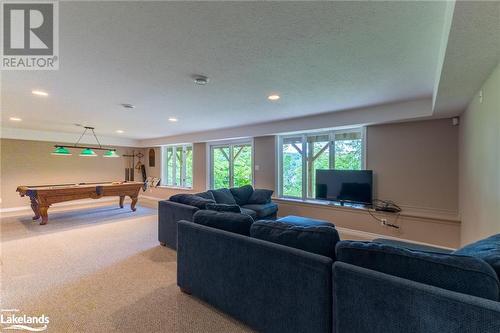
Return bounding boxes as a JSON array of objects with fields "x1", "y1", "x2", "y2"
[
  {"x1": 119, "y1": 195, "x2": 125, "y2": 208},
  {"x1": 39, "y1": 206, "x2": 49, "y2": 225},
  {"x1": 130, "y1": 195, "x2": 138, "y2": 212},
  {"x1": 30, "y1": 198, "x2": 40, "y2": 221}
]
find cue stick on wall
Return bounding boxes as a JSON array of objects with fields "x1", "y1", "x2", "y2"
[
  {"x1": 130, "y1": 150, "x2": 135, "y2": 181},
  {"x1": 123, "y1": 150, "x2": 146, "y2": 182}
]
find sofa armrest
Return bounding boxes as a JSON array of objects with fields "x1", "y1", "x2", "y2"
[
  {"x1": 333, "y1": 262, "x2": 500, "y2": 333},
  {"x1": 178, "y1": 220, "x2": 333, "y2": 333},
  {"x1": 158, "y1": 200, "x2": 199, "y2": 249}
]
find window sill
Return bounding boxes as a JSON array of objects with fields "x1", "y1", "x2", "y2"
[
  {"x1": 155, "y1": 186, "x2": 194, "y2": 191},
  {"x1": 273, "y1": 197, "x2": 460, "y2": 223},
  {"x1": 274, "y1": 197, "x2": 370, "y2": 210}
]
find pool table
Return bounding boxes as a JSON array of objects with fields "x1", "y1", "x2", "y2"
[{"x1": 16, "y1": 181, "x2": 146, "y2": 225}]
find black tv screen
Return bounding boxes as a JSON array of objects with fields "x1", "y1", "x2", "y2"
[{"x1": 315, "y1": 170, "x2": 373, "y2": 205}]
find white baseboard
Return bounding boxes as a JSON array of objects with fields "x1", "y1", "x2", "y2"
[{"x1": 139, "y1": 195, "x2": 162, "y2": 202}]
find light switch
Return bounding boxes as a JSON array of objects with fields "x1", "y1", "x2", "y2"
[{"x1": 255, "y1": 165, "x2": 260, "y2": 171}]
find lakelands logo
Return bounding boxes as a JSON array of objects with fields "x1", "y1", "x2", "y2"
[
  {"x1": 1, "y1": 309, "x2": 50, "y2": 331},
  {"x1": 1, "y1": 1, "x2": 59, "y2": 70}
]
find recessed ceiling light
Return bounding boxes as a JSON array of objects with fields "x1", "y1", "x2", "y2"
[
  {"x1": 116, "y1": 130, "x2": 124, "y2": 134},
  {"x1": 9, "y1": 117, "x2": 22, "y2": 121},
  {"x1": 32, "y1": 90, "x2": 48, "y2": 97},
  {"x1": 268, "y1": 94, "x2": 280, "y2": 101},
  {"x1": 193, "y1": 75, "x2": 209, "y2": 85},
  {"x1": 121, "y1": 103, "x2": 135, "y2": 109},
  {"x1": 168, "y1": 117, "x2": 178, "y2": 122}
]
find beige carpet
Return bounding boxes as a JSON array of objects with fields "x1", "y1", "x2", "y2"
[{"x1": 1, "y1": 204, "x2": 254, "y2": 332}]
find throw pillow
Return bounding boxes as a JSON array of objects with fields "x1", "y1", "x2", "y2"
[
  {"x1": 169, "y1": 194, "x2": 215, "y2": 210},
  {"x1": 230, "y1": 185, "x2": 254, "y2": 206},
  {"x1": 209, "y1": 188, "x2": 237, "y2": 205},
  {"x1": 206, "y1": 203, "x2": 242, "y2": 213},
  {"x1": 247, "y1": 189, "x2": 273, "y2": 204},
  {"x1": 453, "y1": 234, "x2": 500, "y2": 279},
  {"x1": 195, "y1": 191, "x2": 216, "y2": 201}
]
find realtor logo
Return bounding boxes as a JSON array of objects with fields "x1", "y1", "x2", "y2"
[
  {"x1": 1, "y1": 1, "x2": 59, "y2": 70},
  {"x1": 1, "y1": 309, "x2": 50, "y2": 331}
]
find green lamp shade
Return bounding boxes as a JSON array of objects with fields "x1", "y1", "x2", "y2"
[
  {"x1": 79, "y1": 148, "x2": 97, "y2": 157},
  {"x1": 103, "y1": 150, "x2": 120, "y2": 158},
  {"x1": 51, "y1": 146, "x2": 72, "y2": 156}
]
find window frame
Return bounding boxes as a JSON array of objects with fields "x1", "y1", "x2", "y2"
[
  {"x1": 277, "y1": 127, "x2": 366, "y2": 200},
  {"x1": 161, "y1": 144, "x2": 193, "y2": 188},
  {"x1": 208, "y1": 139, "x2": 254, "y2": 189}
]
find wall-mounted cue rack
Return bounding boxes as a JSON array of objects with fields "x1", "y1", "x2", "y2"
[{"x1": 123, "y1": 151, "x2": 146, "y2": 182}]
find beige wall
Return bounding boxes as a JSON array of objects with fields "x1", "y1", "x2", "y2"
[
  {"x1": 0, "y1": 139, "x2": 141, "y2": 209},
  {"x1": 459, "y1": 62, "x2": 500, "y2": 245},
  {"x1": 253, "y1": 136, "x2": 277, "y2": 192},
  {"x1": 142, "y1": 147, "x2": 161, "y2": 179},
  {"x1": 367, "y1": 119, "x2": 459, "y2": 217},
  {"x1": 275, "y1": 199, "x2": 459, "y2": 248},
  {"x1": 141, "y1": 143, "x2": 207, "y2": 199}
]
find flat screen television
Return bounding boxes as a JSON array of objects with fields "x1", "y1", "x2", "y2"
[{"x1": 315, "y1": 170, "x2": 373, "y2": 205}]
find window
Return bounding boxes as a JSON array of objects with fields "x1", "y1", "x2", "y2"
[
  {"x1": 161, "y1": 145, "x2": 193, "y2": 188},
  {"x1": 210, "y1": 142, "x2": 252, "y2": 189},
  {"x1": 279, "y1": 128, "x2": 364, "y2": 199},
  {"x1": 282, "y1": 136, "x2": 303, "y2": 197}
]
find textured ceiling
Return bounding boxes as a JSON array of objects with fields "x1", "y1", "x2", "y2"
[{"x1": 2, "y1": 1, "x2": 448, "y2": 139}]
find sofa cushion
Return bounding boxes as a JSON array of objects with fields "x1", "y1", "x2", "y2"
[
  {"x1": 241, "y1": 202, "x2": 278, "y2": 219},
  {"x1": 195, "y1": 191, "x2": 216, "y2": 201},
  {"x1": 240, "y1": 207, "x2": 257, "y2": 220},
  {"x1": 230, "y1": 185, "x2": 254, "y2": 206},
  {"x1": 336, "y1": 241, "x2": 500, "y2": 301},
  {"x1": 193, "y1": 210, "x2": 254, "y2": 236},
  {"x1": 169, "y1": 193, "x2": 215, "y2": 210},
  {"x1": 250, "y1": 220, "x2": 340, "y2": 259},
  {"x1": 209, "y1": 188, "x2": 237, "y2": 205},
  {"x1": 453, "y1": 234, "x2": 500, "y2": 279},
  {"x1": 206, "y1": 203, "x2": 241, "y2": 213},
  {"x1": 247, "y1": 189, "x2": 273, "y2": 204}
]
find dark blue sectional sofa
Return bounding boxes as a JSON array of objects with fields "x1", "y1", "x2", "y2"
[
  {"x1": 177, "y1": 216, "x2": 339, "y2": 333},
  {"x1": 333, "y1": 262, "x2": 500, "y2": 333},
  {"x1": 158, "y1": 185, "x2": 278, "y2": 249},
  {"x1": 175, "y1": 211, "x2": 500, "y2": 333},
  {"x1": 333, "y1": 235, "x2": 500, "y2": 333}
]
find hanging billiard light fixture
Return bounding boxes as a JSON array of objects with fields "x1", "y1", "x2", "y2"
[
  {"x1": 79, "y1": 147, "x2": 97, "y2": 157},
  {"x1": 51, "y1": 126, "x2": 120, "y2": 158},
  {"x1": 103, "y1": 149, "x2": 120, "y2": 158},
  {"x1": 51, "y1": 146, "x2": 72, "y2": 156}
]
